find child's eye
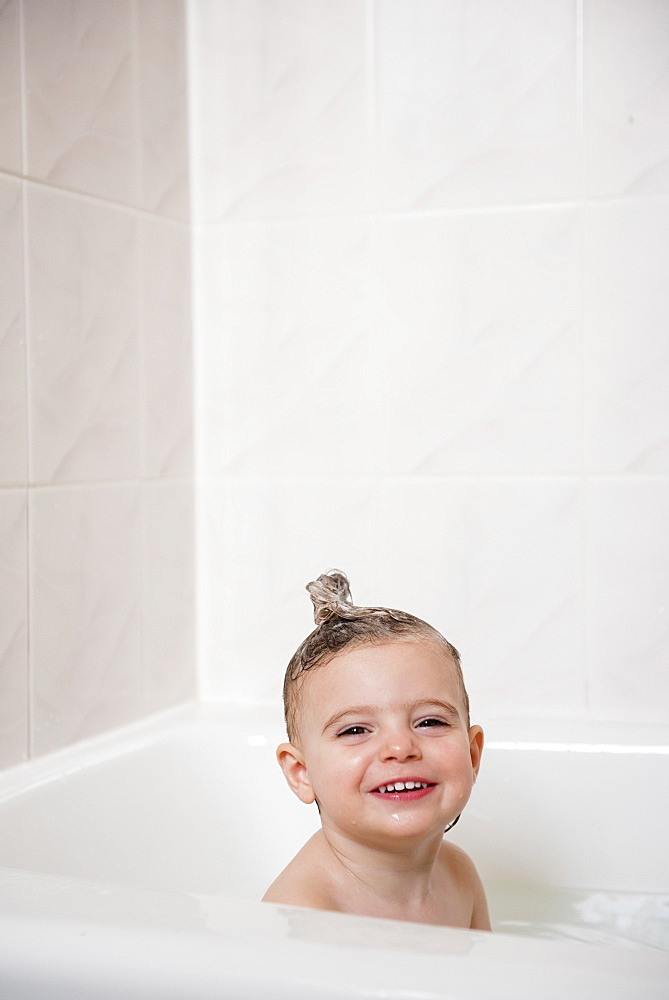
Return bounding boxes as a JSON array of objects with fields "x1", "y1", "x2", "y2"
[
  {"x1": 417, "y1": 717, "x2": 448, "y2": 728},
  {"x1": 337, "y1": 725, "x2": 370, "y2": 737}
]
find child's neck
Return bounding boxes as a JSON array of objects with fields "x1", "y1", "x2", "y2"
[{"x1": 320, "y1": 828, "x2": 446, "y2": 921}]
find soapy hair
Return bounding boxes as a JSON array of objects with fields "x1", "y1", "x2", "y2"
[{"x1": 283, "y1": 570, "x2": 469, "y2": 743}]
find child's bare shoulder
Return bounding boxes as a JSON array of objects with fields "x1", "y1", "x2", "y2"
[
  {"x1": 438, "y1": 839, "x2": 485, "y2": 894},
  {"x1": 438, "y1": 841, "x2": 491, "y2": 931},
  {"x1": 262, "y1": 834, "x2": 335, "y2": 910},
  {"x1": 439, "y1": 840, "x2": 478, "y2": 878}
]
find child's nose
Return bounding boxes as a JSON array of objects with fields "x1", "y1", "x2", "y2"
[{"x1": 380, "y1": 728, "x2": 421, "y2": 762}]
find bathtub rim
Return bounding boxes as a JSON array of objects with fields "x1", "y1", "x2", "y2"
[{"x1": 1, "y1": 868, "x2": 668, "y2": 1000}]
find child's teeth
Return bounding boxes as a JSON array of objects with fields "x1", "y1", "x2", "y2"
[{"x1": 378, "y1": 781, "x2": 428, "y2": 793}]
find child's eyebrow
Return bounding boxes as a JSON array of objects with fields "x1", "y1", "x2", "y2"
[
  {"x1": 321, "y1": 706, "x2": 374, "y2": 734},
  {"x1": 321, "y1": 700, "x2": 462, "y2": 735}
]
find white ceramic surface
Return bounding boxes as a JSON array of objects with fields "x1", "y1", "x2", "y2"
[{"x1": 0, "y1": 704, "x2": 667, "y2": 999}]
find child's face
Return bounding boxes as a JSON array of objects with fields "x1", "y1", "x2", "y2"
[{"x1": 278, "y1": 639, "x2": 483, "y2": 849}]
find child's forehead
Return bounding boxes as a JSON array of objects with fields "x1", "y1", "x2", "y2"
[{"x1": 304, "y1": 637, "x2": 460, "y2": 702}]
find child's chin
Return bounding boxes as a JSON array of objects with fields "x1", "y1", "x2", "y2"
[{"x1": 367, "y1": 817, "x2": 446, "y2": 843}]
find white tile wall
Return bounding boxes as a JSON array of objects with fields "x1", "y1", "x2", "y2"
[
  {"x1": 197, "y1": 218, "x2": 376, "y2": 477},
  {"x1": 23, "y1": 0, "x2": 136, "y2": 204},
  {"x1": 585, "y1": 198, "x2": 669, "y2": 472},
  {"x1": 189, "y1": 0, "x2": 369, "y2": 222},
  {"x1": 375, "y1": 0, "x2": 581, "y2": 211},
  {"x1": 136, "y1": 0, "x2": 190, "y2": 221},
  {"x1": 0, "y1": 176, "x2": 26, "y2": 486},
  {"x1": 0, "y1": 490, "x2": 28, "y2": 768},
  {"x1": 0, "y1": 0, "x2": 22, "y2": 174},
  {"x1": 27, "y1": 185, "x2": 141, "y2": 484},
  {"x1": 585, "y1": 0, "x2": 669, "y2": 197},
  {"x1": 30, "y1": 484, "x2": 143, "y2": 756},
  {"x1": 192, "y1": 0, "x2": 669, "y2": 727},
  {"x1": 139, "y1": 216, "x2": 193, "y2": 477},
  {"x1": 587, "y1": 480, "x2": 669, "y2": 721},
  {"x1": 2, "y1": 0, "x2": 667, "y2": 770},
  {"x1": 142, "y1": 481, "x2": 196, "y2": 711},
  {"x1": 372, "y1": 207, "x2": 582, "y2": 474},
  {"x1": 0, "y1": 0, "x2": 194, "y2": 769}
]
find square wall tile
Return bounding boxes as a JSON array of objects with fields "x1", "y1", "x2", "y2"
[
  {"x1": 585, "y1": 0, "x2": 669, "y2": 197},
  {"x1": 375, "y1": 0, "x2": 580, "y2": 211},
  {"x1": 0, "y1": 176, "x2": 27, "y2": 486},
  {"x1": 373, "y1": 207, "x2": 582, "y2": 474},
  {"x1": 197, "y1": 476, "x2": 381, "y2": 702},
  {"x1": 197, "y1": 218, "x2": 377, "y2": 477},
  {"x1": 27, "y1": 185, "x2": 140, "y2": 484},
  {"x1": 0, "y1": 490, "x2": 28, "y2": 768},
  {"x1": 142, "y1": 481, "x2": 196, "y2": 712},
  {"x1": 30, "y1": 484, "x2": 142, "y2": 757},
  {"x1": 585, "y1": 199, "x2": 669, "y2": 473},
  {"x1": 136, "y1": 0, "x2": 190, "y2": 221},
  {"x1": 140, "y1": 217, "x2": 193, "y2": 478},
  {"x1": 0, "y1": 0, "x2": 22, "y2": 173},
  {"x1": 23, "y1": 0, "x2": 135, "y2": 204},
  {"x1": 190, "y1": 0, "x2": 369, "y2": 221},
  {"x1": 587, "y1": 480, "x2": 669, "y2": 722}
]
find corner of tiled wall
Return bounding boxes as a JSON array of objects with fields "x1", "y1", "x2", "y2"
[{"x1": 0, "y1": 0, "x2": 195, "y2": 770}]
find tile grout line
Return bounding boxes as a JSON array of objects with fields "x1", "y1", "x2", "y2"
[
  {"x1": 577, "y1": 0, "x2": 592, "y2": 716},
  {"x1": 17, "y1": 0, "x2": 34, "y2": 762},
  {"x1": 170, "y1": 190, "x2": 669, "y2": 233},
  {"x1": 0, "y1": 170, "x2": 191, "y2": 228},
  {"x1": 130, "y1": 0, "x2": 142, "y2": 217},
  {"x1": 185, "y1": 0, "x2": 209, "y2": 703},
  {"x1": 132, "y1": 0, "x2": 149, "y2": 718},
  {"x1": 366, "y1": 0, "x2": 376, "y2": 209}
]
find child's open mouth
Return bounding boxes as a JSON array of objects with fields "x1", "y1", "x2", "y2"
[{"x1": 370, "y1": 781, "x2": 436, "y2": 801}]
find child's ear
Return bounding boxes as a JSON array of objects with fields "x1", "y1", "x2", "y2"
[
  {"x1": 468, "y1": 725, "x2": 484, "y2": 780},
  {"x1": 276, "y1": 743, "x2": 316, "y2": 805}
]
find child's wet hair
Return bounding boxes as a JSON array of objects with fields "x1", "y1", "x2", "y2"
[{"x1": 283, "y1": 570, "x2": 470, "y2": 743}]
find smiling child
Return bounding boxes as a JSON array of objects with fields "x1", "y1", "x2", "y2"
[{"x1": 262, "y1": 570, "x2": 490, "y2": 930}]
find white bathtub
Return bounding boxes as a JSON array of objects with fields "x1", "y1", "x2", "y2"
[{"x1": 0, "y1": 702, "x2": 667, "y2": 999}]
